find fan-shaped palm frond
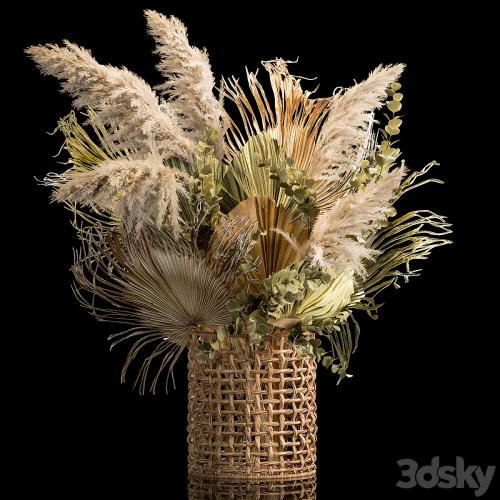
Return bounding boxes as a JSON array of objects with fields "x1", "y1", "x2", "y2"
[
  {"x1": 220, "y1": 197, "x2": 309, "y2": 282},
  {"x1": 221, "y1": 60, "x2": 404, "y2": 215},
  {"x1": 221, "y1": 60, "x2": 347, "y2": 211},
  {"x1": 72, "y1": 224, "x2": 231, "y2": 393},
  {"x1": 222, "y1": 59, "x2": 332, "y2": 172}
]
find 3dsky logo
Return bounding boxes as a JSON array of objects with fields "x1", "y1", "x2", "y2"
[{"x1": 396, "y1": 457, "x2": 495, "y2": 497}]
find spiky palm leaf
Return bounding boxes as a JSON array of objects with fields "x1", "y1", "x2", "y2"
[
  {"x1": 43, "y1": 111, "x2": 123, "y2": 234},
  {"x1": 41, "y1": 110, "x2": 123, "y2": 189},
  {"x1": 354, "y1": 210, "x2": 452, "y2": 307},
  {"x1": 222, "y1": 59, "x2": 331, "y2": 172},
  {"x1": 43, "y1": 110, "x2": 192, "y2": 234},
  {"x1": 72, "y1": 223, "x2": 231, "y2": 393},
  {"x1": 352, "y1": 162, "x2": 452, "y2": 311},
  {"x1": 221, "y1": 61, "x2": 352, "y2": 212}
]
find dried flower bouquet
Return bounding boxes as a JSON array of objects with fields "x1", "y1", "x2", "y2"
[{"x1": 26, "y1": 8, "x2": 450, "y2": 479}]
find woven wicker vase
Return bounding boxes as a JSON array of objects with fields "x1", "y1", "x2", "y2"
[{"x1": 187, "y1": 330, "x2": 317, "y2": 481}]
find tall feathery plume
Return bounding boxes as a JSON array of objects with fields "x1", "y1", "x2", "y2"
[
  {"x1": 145, "y1": 10, "x2": 224, "y2": 139},
  {"x1": 53, "y1": 152, "x2": 187, "y2": 233},
  {"x1": 311, "y1": 64, "x2": 405, "y2": 177},
  {"x1": 25, "y1": 41, "x2": 194, "y2": 160},
  {"x1": 309, "y1": 167, "x2": 406, "y2": 276}
]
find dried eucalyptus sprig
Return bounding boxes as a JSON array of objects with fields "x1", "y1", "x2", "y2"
[{"x1": 259, "y1": 156, "x2": 319, "y2": 228}]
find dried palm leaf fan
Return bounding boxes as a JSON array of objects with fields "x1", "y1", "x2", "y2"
[{"x1": 26, "y1": 9, "x2": 451, "y2": 481}]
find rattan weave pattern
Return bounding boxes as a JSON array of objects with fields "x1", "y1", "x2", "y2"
[
  {"x1": 187, "y1": 474, "x2": 317, "y2": 499},
  {"x1": 187, "y1": 330, "x2": 317, "y2": 480}
]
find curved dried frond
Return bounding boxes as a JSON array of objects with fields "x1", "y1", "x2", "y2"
[
  {"x1": 145, "y1": 10, "x2": 224, "y2": 139},
  {"x1": 319, "y1": 312, "x2": 360, "y2": 384},
  {"x1": 25, "y1": 41, "x2": 194, "y2": 160},
  {"x1": 351, "y1": 163, "x2": 452, "y2": 311},
  {"x1": 395, "y1": 160, "x2": 445, "y2": 200},
  {"x1": 353, "y1": 210, "x2": 452, "y2": 309},
  {"x1": 64, "y1": 201, "x2": 120, "y2": 239},
  {"x1": 72, "y1": 224, "x2": 231, "y2": 393}
]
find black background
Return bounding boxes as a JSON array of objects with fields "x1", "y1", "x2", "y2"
[{"x1": 9, "y1": 1, "x2": 498, "y2": 498}]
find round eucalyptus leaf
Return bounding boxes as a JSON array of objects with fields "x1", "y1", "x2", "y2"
[
  {"x1": 388, "y1": 118, "x2": 403, "y2": 128},
  {"x1": 385, "y1": 125, "x2": 400, "y2": 136},
  {"x1": 387, "y1": 100, "x2": 402, "y2": 113}
]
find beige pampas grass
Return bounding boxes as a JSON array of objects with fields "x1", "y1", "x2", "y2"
[
  {"x1": 311, "y1": 64, "x2": 405, "y2": 176},
  {"x1": 25, "y1": 41, "x2": 194, "y2": 161},
  {"x1": 310, "y1": 167, "x2": 406, "y2": 276},
  {"x1": 145, "y1": 10, "x2": 224, "y2": 138},
  {"x1": 54, "y1": 152, "x2": 186, "y2": 233}
]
